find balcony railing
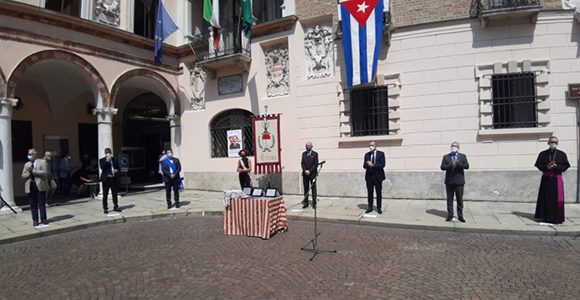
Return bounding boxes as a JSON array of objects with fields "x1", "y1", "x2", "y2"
[
  {"x1": 471, "y1": 0, "x2": 541, "y2": 16},
  {"x1": 191, "y1": 28, "x2": 252, "y2": 77}
]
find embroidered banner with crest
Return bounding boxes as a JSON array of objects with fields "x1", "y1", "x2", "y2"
[{"x1": 252, "y1": 114, "x2": 282, "y2": 174}]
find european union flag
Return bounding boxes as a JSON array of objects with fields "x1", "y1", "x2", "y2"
[{"x1": 154, "y1": 0, "x2": 179, "y2": 65}]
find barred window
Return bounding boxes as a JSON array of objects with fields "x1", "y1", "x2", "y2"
[
  {"x1": 491, "y1": 72, "x2": 537, "y2": 129},
  {"x1": 350, "y1": 86, "x2": 389, "y2": 136},
  {"x1": 210, "y1": 109, "x2": 254, "y2": 158}
]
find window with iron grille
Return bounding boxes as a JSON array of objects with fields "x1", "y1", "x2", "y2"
[
  {"x1": 491, "y1": 72, "x2": 538, "y2": 129},
  {"x1": 210, "y1": 109, "x2": 255, "y2": 158},
  {"x1": 350, "y1": 86, "x2": 389, "y2": 136}
]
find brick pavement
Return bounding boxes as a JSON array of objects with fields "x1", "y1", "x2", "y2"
[
  {"x1": 0, "y1": 216, "x2": 579, "y2": 299},
  {"x1": 1, "y1": 190, "x2": 580, "y2": 245}
]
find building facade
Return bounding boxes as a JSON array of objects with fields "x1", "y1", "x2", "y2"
[{"x1": 0, "y1": 0, "x2": 579, "y2": 212}]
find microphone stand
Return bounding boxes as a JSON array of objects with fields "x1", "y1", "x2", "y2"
[{"x1": 300, "y1": 162, "x2": 336, "y2": 261}]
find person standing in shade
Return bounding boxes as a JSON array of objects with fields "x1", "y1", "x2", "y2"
[
  {"x1": 21, "y1": 149, "x2": 50, "y2": 227},
  {"x1": 59, "y1": 152, "x2": 72, "y2": 198},
  {"x1": 440, "y1": 142, "x2": 469, "y2": 223},
  {"x1": 237, "y1": 149, "x2": 252, "y2": 189},
  {"x1": 301, "y1": 142, "x2": 319, "y2": 209},
  {"x1": 161, "y1": 149, "x2": 181, "y2": 209},
  {"x1": 99, "y1": 148, "x2": 121, "y2": 214},
  {"x1": 43, "y1": 151, "x2": 57, "y2": 206},
  {"x1": 363, "y1": 141, "x2": 386, "y2": 214},
  {"x1": 534, "y1": 136, "x2": 570, "y2": 224}
]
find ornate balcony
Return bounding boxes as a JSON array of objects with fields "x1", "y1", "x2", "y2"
[
  {"x1": 191, "y1": 28, "x2": 251, "y2": 78},
  {"x1": 470, "y1": 0, "x2": 542, "y2": 27}
]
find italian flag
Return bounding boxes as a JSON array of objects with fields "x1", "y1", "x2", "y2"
[{"x1": 203, "y1": 0, "x2": 221, "y2": 49}]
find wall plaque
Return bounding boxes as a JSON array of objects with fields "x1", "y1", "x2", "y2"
[
  {"x1": 569, "y1": 83, "x2": 580, "y2": 99},
  {"x1": 218, "y1": 74, "x2": 243, "y2": 95}
]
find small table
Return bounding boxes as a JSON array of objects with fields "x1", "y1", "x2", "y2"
[{"x1": 224, "y1": 196, "x2": 288, "y2": 240}]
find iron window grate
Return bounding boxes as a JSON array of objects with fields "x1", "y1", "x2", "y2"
[
  {"x1": 491, "y1": 72, "x2": 538, "y2": 129},
  {"x1": 350, "y1": 86, "x2": 389, "y2": 136}
]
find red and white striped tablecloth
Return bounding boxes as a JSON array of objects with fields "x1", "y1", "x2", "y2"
[{"x1": 224, "y1": 196, "x2": 288, "y2": 239}]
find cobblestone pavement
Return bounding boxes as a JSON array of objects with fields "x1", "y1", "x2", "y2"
[{"x1": 1, "y1": 216, "x2": 579, "y2": 300}]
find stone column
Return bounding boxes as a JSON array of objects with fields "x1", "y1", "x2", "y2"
[
  {"x1": 93, "y1": 107, "x2": 117, "y2": 200},
  {"x1": 167, "y1": 114, "x2": 181, "y2": 158},
  {"x1": 0, "y1": 98, "x2": 21, "y2": 214}
]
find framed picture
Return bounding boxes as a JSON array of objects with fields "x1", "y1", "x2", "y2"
[
  {"x1": 242, "y1": 187, "x2": 253, "y2": 195},
  {"x1": 227, "y1": 129, "x2": 243, "y2": 158},
  {"x1": 265, "y1": 188, "x2": 278, "y2": 197},
  {"x1": 251, "y1": 188, "x2": 263, "y2": 197}
]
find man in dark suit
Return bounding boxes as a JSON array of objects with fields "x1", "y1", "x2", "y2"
[
  {"x1": 363, "y1": 141, "x2": 386, "y2": 214},
  {"x1": 99, "y1": 148, "x2": 121, "y2": 214},
  {"x1": 440, "y1": 142, "x2": 469, "y2": 222},
  {"x1": 160, "y1": 148, "x2": 182, "y2": 209},
  {"x1": 301, "y1": 141, "x2": 319, "y2": 209}
]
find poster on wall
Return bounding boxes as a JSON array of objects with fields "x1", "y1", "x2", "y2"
[
  {"x1": 227, "y1": 129, "x2": 243, "y2": 158},
  {"x1": 252, "y1": 114, "x2": 282, "y2": 174}
]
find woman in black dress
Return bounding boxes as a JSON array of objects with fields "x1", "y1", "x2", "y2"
[{"x1": 237, "y1": 150, "x2": 252, "y2": 189}]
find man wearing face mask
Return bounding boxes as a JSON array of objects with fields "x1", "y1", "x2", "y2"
[
  {"x1": 161, "y1": 149, "x2": 181, "y2": 209},
  {"x1": 43, "y1": 151, "x2": 58, "y2": 206},
  {"x1": 364, "y1": 141, "x2": 386, "y2": 214},
  {"x1": 21, "y1": 149, "x2": 50, "y2": 227},
  {"x1": 99, "y1": 148, "x2": 121, "y2": 214},
  {"x1": 534, "y1": 136, "x2": 570, "y2": 224},
  {"x1": 301, "y1": 142, "x2": 319, "y2": 209},
  {"x1": 440, "y1": 142, "x2": 469, "y2": 222}
]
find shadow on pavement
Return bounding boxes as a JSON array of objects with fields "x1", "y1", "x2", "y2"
[
  {"x1": 117, "y1": 204, "x2": 135, "y2": 211},
  {"x1": 47, "y1": 214, "x2": 75, "y2": 222},
  {"x1": 357, "y1": 204, "x2": 369, "y2": 210},
  {"x1": 180, "y1": 201, "x2": 191, "y2": 206},
  {"x1": 512, "y1": 211, "x2": 537, "y2": 222},
  {"x1": 426, "y1": 209, "x2": 448, "y2": 219}
]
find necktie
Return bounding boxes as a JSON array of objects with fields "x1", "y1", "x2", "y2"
[{"x1": 372, "y1": 152, "x2": 375, "y2": 164}]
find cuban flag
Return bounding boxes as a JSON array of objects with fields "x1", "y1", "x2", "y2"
[{"x1": 339, "y1": 0, "x2": 384, "y2": 88}]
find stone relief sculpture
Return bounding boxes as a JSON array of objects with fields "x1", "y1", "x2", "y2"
[
  {"x1": 95, "y1": 0, "x2": 120, "y2": 27},
  {"x1": 564, "y1": 0, "x2": 580, "y2": 11},
  {"x1": 265, "y1": 45, "x2": 290, "y2": 97},
  {"x1": 190, "y1": 66, "x2": 207, "y2": 111},
  {"x1": 304, "y1": 25, "x2": 334, "y2": 79}
]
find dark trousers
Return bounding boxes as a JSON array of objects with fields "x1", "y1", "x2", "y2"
[
  {"x1": 102, "y1": 177, "x2": 119, "y2": 210},
  {"x1": 445, "y1": 184, "x2": 464, "y2": 218},
  {"x1": 59, "y1": 175, "x2": 70, "y2": 196},
  {"x1": 366, "y1": 177, "x2": 383, "y2": 210},
  {"x1": 165, "y1": 178, "x2": 180, "y2": 205},
  {"x1": 239, "y1": 172, "x2": 251, "y2": 189},
  {"x1": 28, "y1": 183, "x2": 47, "y2": 222},
  {"x1": 302, "y1": 175, "x2": 317, "y2": 207}
]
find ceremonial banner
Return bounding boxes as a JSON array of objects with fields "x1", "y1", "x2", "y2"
[
  {"x1": 339, "y1": 0, "x2": 384, "y2": 88},
  {"x1": 227, "y1": 129, "x2": 242, "y2": 158},
  {"x1": 252, "y1": 114, "x2": 282, "y2": 174}
]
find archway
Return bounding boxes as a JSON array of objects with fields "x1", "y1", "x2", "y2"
[
  {"x1": 7, "y1": 51, "x2": 105, "y2": 202},
  {"x1": 210, "y1": 109, "x2": 255, "y2": 158}
]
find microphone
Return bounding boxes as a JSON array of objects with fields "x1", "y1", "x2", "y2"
[{"x1": 318, "y1": 160, "x2": 326, "y2": 165}]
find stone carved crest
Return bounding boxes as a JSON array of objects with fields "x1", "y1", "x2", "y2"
[
  {"x1": 564, "y1": 0, "x2": 580, "y2": 11},
  {"x1": 304, "y1": 25, "x2": 334, "y2": 79},
  {"x1": 95, "y1": 0, "x2": 120, "y2": 27},
  {"x1": 265, "y1": 45, "x2": 290, "y2": 97},
  {"x1": 189, "y1": 66, "x2": 207, "y2": 111}
]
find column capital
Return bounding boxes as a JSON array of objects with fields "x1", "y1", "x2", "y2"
[
  {"x1": 0, "y1": 97, "x2": 18, "y2": 107},
  {"x1": 167, "y1": 114, "x2": 181, "y2": 126},
  {"x1": 0, "y1": 98, "x2": 18, "y2": 118},
  {"x1": 92, "y1": 106, "x2": 118, "y2": 116}
]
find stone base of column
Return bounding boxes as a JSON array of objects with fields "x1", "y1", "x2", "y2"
[{"x1": 0, "y1": 205, "x2": 22, "y2": 215}]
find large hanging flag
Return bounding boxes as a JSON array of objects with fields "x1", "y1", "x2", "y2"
[
  {"x1": 203, "y1": 0, "x2": 221, "y2": 49},
  {"x1": 241, "y1": 0, "x2": 254, "y2": 39},
  {"x1": 339, "y1": 0, "x2": 384, "y2": 88},
  {"x1": 154, "y1": 0, "x2": 179, "y2": 65}
]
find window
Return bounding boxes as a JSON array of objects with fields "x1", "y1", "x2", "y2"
[
  {"x1": 134, "y1": 0, "x2": 159, "y2": 39},
  {"x1": 253, "y1": 0, "x2": 283, "y2": 24},
  {"x1": 11, "y1": 120, "x2": 33, "y2": 162},
  {"x1": 45, "y1": 0, "x2": 81, "y2": 17},
  {"x1": 350, "y1": 86, "x2": 389, "y2": 136},
  {"x1": 491, "y1": 72, "x2": 537, "y2": 129},
  {"x1": 210, "y1": 110, "x2": 254, "y2": 158}
]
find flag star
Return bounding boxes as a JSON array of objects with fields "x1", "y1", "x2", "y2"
[{"x1": 357, "y1": 1, "x2": 369, "y2": 13}]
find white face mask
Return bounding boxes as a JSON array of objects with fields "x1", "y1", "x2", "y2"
[
  {"x1": 167, "y1": 153, "x2": 173, "y2": 158},
  {"x1": 549, "y1": 143, "x2": 557, "y2": 150},
  {"x1": 369, "y1": 146, "x2": 376, "y2": 151},
  {"x1": 106, "y1": 153, "x2": 112, "y2": 158},
  {"x1": 451, "y1": 147, "x2": 459, "y2": 153}
]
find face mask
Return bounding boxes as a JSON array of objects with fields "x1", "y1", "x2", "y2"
[
  {"x1": 167, "y1": 153, "x2": 173, "y2": 158},
  {"x1": 106, "y1": 153, "x2": 112, "y2": 158},
  {"x1": 369, "y1": 146, "x2": 376, "y2": 151},
  {"x1": 305, "y1": 146, "x2": 312, "y2": 151},
  {"x1": 451, "y1": 147, "x2": 459, "y2": 153},
  {"x1": 549, "y1": 143, "x2": 557, "y2": 150},
  {"x1": 27, "y1": 155, "x2": 33, "y2": 161},
  {"x1": 240, "y1": 153, "x2": 246, "y2": 157},
  {"x1": 46, "y1": 157, "x2": 51, "y2": 161}
]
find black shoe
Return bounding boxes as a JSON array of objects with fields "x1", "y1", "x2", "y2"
[
  {"x1": 175, "y1": 203, "x2": 180, "y2": 209},
  {"x1": 445, "y1": 216, "x2": 453, "y2": 222},
  {"x1": 302, "y1": 203, "x2": 308, "y2": 209},
  {"x1": 377, "y1": 208, "x2": 382, "y2": 214},
  {"x1": 113, "y1": 207, "x2": 122, "y2": 212},
  {"x1": 167, "y1": 204, "x2": 172, "y2": 209},
  {"x1": 365, "y1": 209, "x2": 373, "y2": 214},
  {"x1": 458, "y1": 217, "x2": 466, "y2": 223},
  {"x1": 104, "y1": 209, "x2": 108, "y2": 214}
]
